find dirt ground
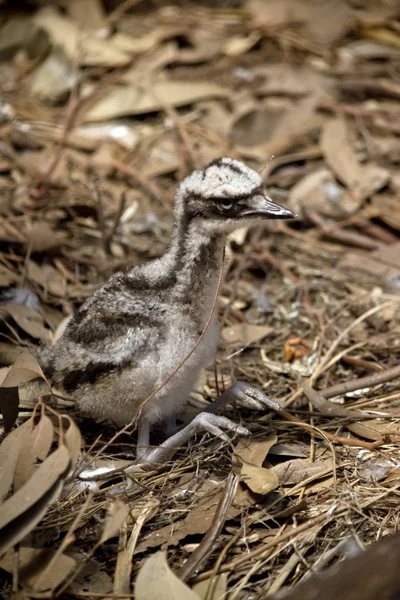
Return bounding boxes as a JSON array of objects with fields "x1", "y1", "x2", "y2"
[{"x1": 1, "y1": 1, "x2": 400, "y2": 598}]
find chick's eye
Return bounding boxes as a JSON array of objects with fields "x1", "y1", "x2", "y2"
[{"x1": 217, "y1": 198, "x2": 234, "y2": 212}]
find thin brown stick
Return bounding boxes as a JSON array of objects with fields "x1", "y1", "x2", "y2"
[
  {"x1": 322, "y1": 363, "x2": 400, "y2": 399},
  {"x1": 177, "y1": 472, "x2": 239, "y2": 582}
]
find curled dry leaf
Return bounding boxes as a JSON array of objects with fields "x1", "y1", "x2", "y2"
[
  {"x1": 233, "y1": 435, "x2": 279, "y2": 500},
  {"x1": 240, "y1": 461, "x2": 279, "y2": 495},
  {"x1": 0, "y1": 445, "x2": 70, "y2": 556},
  {"x1": 135, "y1": 551, "x2": 199, "y2": 600}
]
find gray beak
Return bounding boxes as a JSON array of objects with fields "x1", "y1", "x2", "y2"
[{"x1": 241, "y1": 195, "x2": 296, "y2": 219}]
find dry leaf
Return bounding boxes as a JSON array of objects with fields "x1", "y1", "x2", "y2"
[
  {"x1": 31, "y1": 45, "x2": 74, "y2": 102},
  {"x1": 81, "y1": 81, "x2": 229, "y2": 122},
  {"x1": 0, "y1": 304, "x2": 52, "y2": 343},
  {"x1": 0, "y1": 419, "x2": 34, "y2": 503},
  {"x1": 63, "y1": 416, "x2": 82, "y2": 466},
  {"x1": 0, "y1": 445, "x2": 70, "y2": 555},
  {"x1": 26, "y1": 261, "x2": 66, "y2": 297},
  {"x1": 222, "y1": 324, "x2": 272, "y2": 346},
  {"x1": 134, "y1": 478, "x2": 223, "y2": 553},
  {"x1": 192, "y1": 573, "x2": 228, "y2": 600},
  {"x1": 320, "y1": 118, "x2": 389, "y2": 202},
  {"x1": 0, "y1": 548, "x2": 75, "y2": 592},
  {"x1": 13, "y1": 413, "x2": 54, "y2": 491},
  {"x1": 223, "y1": 32, "x2": 261, "y2": 56},
  {"x1": 273, "y1": 458, "x2": 333, "y2": 487},
  {"x1": 288, "y1": 168, "x2": 359, "y2": 219},
  {"x1": 34, "y1": 7, "x2": 130, "y2": 67},
  {"x1": 100, "y1": 499, "x2": 129, "y2": 543},
  {"x1": 135, "y1": 552, "x2": 199, "y2": 600},
  {"x1": 233, "y1": 435, "x2": 279, "y2": 502},
  {"x1": 26, "y1": 221, "x2": 64, "y2": 253},
  {"x1": 240, "y1": 461, "x2": 279, "y2": 495},
  {"x1": 1, "y1": 350, "x2": 48, "y2": 389}
]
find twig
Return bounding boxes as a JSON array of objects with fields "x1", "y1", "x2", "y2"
[
  {"x1": 322, "y1": 363, "x2": 400, "y2": 399},
  {"x1": 177, "y1": 472, "x2": 239, "y2": 583}
]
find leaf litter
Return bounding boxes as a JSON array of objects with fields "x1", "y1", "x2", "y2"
[{"x1": 0, "y1": 0, "x2": 400, "y2": 598}]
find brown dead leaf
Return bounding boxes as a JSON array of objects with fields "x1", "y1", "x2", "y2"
[
  {"x1": 223, "y1": 32, "x2": 261, "y2": 57},
  {"x1": 135, "y1": 552, "x2": 199, "y2": 600},
  {"x1": 222, "y1": 324, "x2": 272, "y2": 346},
  {"x1": 26, "y1": 221, "x2": 64, "y2": 253},
  {"x1": 34, "y1": 7, "x2": 130, "y2": 67},
  {"x1": 248, "y1": 0, "x2": 351, "y2": 45},
  {"x1": 233, "y1": 435, "x2": 279, "y2": 502},
  {"x1": 100, "y1": 499, "x2": 129, "y2": 543},
  {"x1": 192, "y1": 573, "x2": 228, "y2": 600},
  {"x1": 273, "y1": 458, "x2": 333, "y2": 487},
  {"x1": 238, "y1": 96, "x2": 324, "y2": 161},
  {"x1": 288, "y1": 168, "x2": 359, "y2": 219},
  {"x1": 81, "y1": 81, "x2": 229, "y2": 122},
  {"x1": 27, "y1": 261, "x2": 67, "y2": 297},
  {"x1": 0, "y1": 548, "x2": 75, "y2": 593},
  {"x1": 67, "y1": 557, "x2": 113, "y2": 596},
  {"x1": 13, "y1": 413, "x2": 54, "y2": 491},
  {"x1": 0, "y1": 445, "x2": 70, "y2": 555},
  {"x1": 0, "y1": 419, "x2": 34, "y2": 503},
  {"x1": 240, "y1": 461, "x2": 279, "y2": 495},
  {"x1": 31, "y1": 45, "x2": 74, "y2": 102},
  {"x1": 320, "y1": 118, "x2": 389, "y2": 202},
  {"x1": 303, "y1": 383, "x2": 398, "y2": 441},
  {"x1": 0, "y1": 265, "x2": 20, "y2": 287},
  {"x1": 0, "y1": 17, "x2": 50, "y2": 62},
  {"x1": 1, "y1": 304, "x2": 52, "y2": 343},
  {"x1": 135, "y1": 478, "x2": 224, "y2": 553},
  {"x1": 63, "y1": 415, "x2": 82, "y2": 466},
  {"x1": 1, "y1": 350, "x2": 48, "y2": 388}
]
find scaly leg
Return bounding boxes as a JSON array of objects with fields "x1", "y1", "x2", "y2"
[
  {"x1": 136, "y1": 412, "x2": 249, "y2": 467},
  {"x1": 136, "y1": 419, "x2": 150, "y2": 459},
  {"x1": 136, "y1": 381, "x2": 281, "y2": 468}
]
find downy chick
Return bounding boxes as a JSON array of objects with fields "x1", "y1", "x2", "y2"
[{"x1": 37, "y1": 158, "x2": 295, "y2": 464}]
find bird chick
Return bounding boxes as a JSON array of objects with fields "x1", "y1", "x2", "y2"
[{"x1": 37, "y1": 158, "x2": 295, "y2": 465}]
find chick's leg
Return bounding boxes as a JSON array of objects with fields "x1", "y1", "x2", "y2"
[
  {"x1": 136, "y1": 419, "x2": 150, "y2": 459},
  {"x1": 136, "y1": 413, "x2": 249, "y2": 467},
  {"x1": 136, "y1": 382, "x2": 280, "y2": 468}
]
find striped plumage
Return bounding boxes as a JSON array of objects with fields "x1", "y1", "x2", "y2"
[{"x1": 37, "y1": 158, "x2": 294, "y2": 460}]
